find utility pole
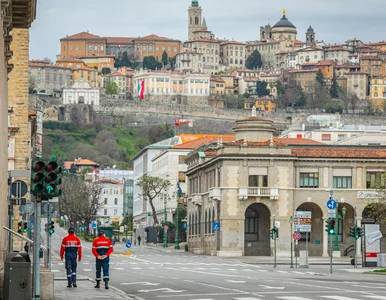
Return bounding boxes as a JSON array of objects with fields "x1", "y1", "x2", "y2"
[
  {"x1": 46, "y1": 199, "x2": 52, "y2": 270},
  {"x1": 174, "y1": 184, "x2": 180, "y2": 250},
  {"x1": 32, "y1": 195, "x2": 41, "y2": 300}
]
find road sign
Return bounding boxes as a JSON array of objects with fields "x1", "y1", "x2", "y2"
[
  {"x1": 212, "y1": 222, "x2": 220, "y2": 232},
  {"x1": 327, "y1": 199, "x2": 337, "y2": 210},
  {"x1": 11, "y1": 180, "x2": 28, "y2": 198},
  {"x1": 43, "y1": 203, "x2": 54, "y2": 214},
  {"x1": 293, "y1": 232, "x2": 301, "y2": 241},
  {"x1": 328, "y1": 209, "x2": 336, "y2": 218},
  {"x1": 24, "y1": 202, "x2": 35, "y2": 214},
  {"x1": 163, "y1": 225, "x2": 169, "y2": 231},
  {"x1": 126, "y1": 241, "x2": 132, "y2": 249},
  {"x1": 294, "y1": 211, "x2": 312, "y2": 232},
  {"x1": 92, "y1": 221, "x2": 97, "y2": 229}
]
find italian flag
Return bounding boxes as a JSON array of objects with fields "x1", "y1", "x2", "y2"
[{"x1": 138, "y1": 80, "x2": 144, "y2": 100}]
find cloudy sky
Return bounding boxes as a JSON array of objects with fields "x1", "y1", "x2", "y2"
[{"x1": 30, "y1": 0, "x2": 386, "y2": 60}]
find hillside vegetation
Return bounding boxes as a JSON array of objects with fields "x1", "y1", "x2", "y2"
[{"x1": 42, "y1": 121, "x2": 174, "y2": 168}]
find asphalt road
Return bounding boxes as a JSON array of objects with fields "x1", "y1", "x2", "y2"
[{"x1": 47, "y1": 222, "x2": 386, "y2": 300}]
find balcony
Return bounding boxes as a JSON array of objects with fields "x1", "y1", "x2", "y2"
[
  {"x1": 238, "y1": 187, "x2": 279, "y2": 201},
  {"x1": 192, "y1": 193, "x2": 203, "y2": 206},
  {"x1": 209, "y1": 188, "x2": 221, "y2": 201}
]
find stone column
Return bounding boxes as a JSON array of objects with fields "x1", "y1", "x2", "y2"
[
  {"x1": 322, "y1": 217, "x2": 329, "y2": 257},
  {"x1": 357, "y1": 217, "x2": 362, "y2": 258}
]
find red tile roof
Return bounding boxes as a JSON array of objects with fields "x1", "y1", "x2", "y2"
[
  {"x1": 64, "y1": 159, "x2": 100, "y2": 169},
  {"x1": 105, "y1": 37, "x2": 136, "y2": 44},
  {"x1": 292, "y1": 148, "x2": 386, "y2": 158},
  {"x1": 220, "y1": 41, "x2": 246, "y2": 46},
  {"x1": 29, "y1": 63, "x2": 71, "y2": 70},
  {"x1": 172, "y1": 135, "x2": 236, "y2": 149},
  {"x1": 73, "y1": 67, "x2": 98, "y2": 72},
  {"x1": 61, "y1": 32, "x2": 104, "y2": 41}
]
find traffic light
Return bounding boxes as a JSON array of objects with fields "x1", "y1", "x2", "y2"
[
  {"x1": 17, "y1": 221, "x2": 22, "y2": 234},
  {"x1": 44, "y1": 158, "x2": 62, "y2": 198},
  {"x1": 329, "y1": 219, "x2": 336, "y2": 234},
  {"x1": 350, "y1": 226, "x2": 355, "y2": 238},
  {"x1": 49, "y1": 221, "x2": 55, "y2": 234},
  {"x1": 23, "y1": 222, "x2": 28, "y2": 233},
  {"x1": 270, "y1": 228, "x2": 278, "y2": 240},
  {"x1": 355, "y1": 227, "x2": 363, "y2": 239},
  {"x1": 145, "y1": 227, "x2": 149, "y2": 232},
  {"x1": 31, "y1": 159, "x2": 46, "y2": 195},
  {"x1": 325, "y1": 218, "x2": 336, "y2": 235}
]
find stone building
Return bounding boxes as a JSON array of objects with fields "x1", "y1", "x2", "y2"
[
  {"x1": 185, "y1": 111, "x2": 386, "y2": 257},
  {"x1": 1, "y1": 0, "x2": 37, "y2": 265},
  {"x1": 63, "y1": 78, "x2": 100, "y2": 106}
]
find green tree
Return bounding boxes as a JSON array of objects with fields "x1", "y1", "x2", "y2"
[
  {"x1": 101, "y1": 68, "x2": 111, "y2": 75},
  {"x1": 315, "y1": 69, "x2": 325, "y2": 86},
  {"x1": 256, "y1": 81, "x2": 270, "y2": 97},
  {"x1": 162, "y1": 50, "x2": 168, "y2": 67},
  {"x1": 105, "y1": 81, "x2": 119, "y2": 95},
  {"x1": 114, "y1": 58, "x2": 122, "y2": 69},
  {"x1": 245, "y1": 50, "x2": 262, "y2": 70},
  {"x1": 143, "y1": 56, "x2": 163, "y2": 70},
  {"x1": 121, "y1": 51, "x2": 130, "y2": 67},
  {"x1": 330, "y1": 77, "x2": 339, "y2": 98},
  {"x1": 136, "y1": 175, "x2": 171, "y2": 226},
  {"x1": 243, "y1": 92, "x2": 250, "y2": 98}
]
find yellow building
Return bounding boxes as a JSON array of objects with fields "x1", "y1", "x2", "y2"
[
  {"x1": 288, "y1": 68, "x2": 318, "y2": 92},
  {"x1": 74, "y1": 55, "x2": 115, "y2": 71},
  {"x1": 254, "y1": 96, "x2": 277, "y2": 112},
  {"x1": 56, "y1": 58, "x2": 86, "y2": 69},
  {"x1": 210, "y1": 77, "x2": 225, "y2": 96},
  {"x1": 60, "y1": 32, "x2": 106, "y2": 59},
  {"x1": 72, "y1": 67, "x2": 98, "y2": 87},
  {"x1": 133, "y1": 69, "x2": 210, "y2": 106},
  {"x1": 219, "y1": 74, "x2": 238, "y2": 96},
  {"x1": 370, "y1": 77, "x2": 386, "y2": 110},
  {"x1": 102, "y1": 71, "x2": 127, "y2": 96}
]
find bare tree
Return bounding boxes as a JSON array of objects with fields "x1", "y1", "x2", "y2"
[
  {"x1": 136, "y1": 175, "x2": 171, "y2": 226},
  {"x1": 60, "y1": 174, "x2": 103, "y2": 236},
  {"x1": 29, "y1": 75, "x2": 37, "y2": 94},
  {"x1": 348, "y1": 92, "x2": 360, "y2": 113},
  {"x1": 339, "y1": 87, "x2": 350, "y2": 113}
]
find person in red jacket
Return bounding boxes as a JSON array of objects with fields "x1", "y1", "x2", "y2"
[
  {"x1": 92, "y1": 230, "x2": 113, "y2": 289},
  {"x1": 60, "y1": 228, "x2": 82, "y2": 288}
]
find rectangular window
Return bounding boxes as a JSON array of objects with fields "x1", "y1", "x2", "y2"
[
  {"x1": 94, "y1": 45, "x2": 98, "y2": 51},
  {"x1": 248, "y1": 175, "x2": 268, "y2": 187},
  {"x1": 104, "y1": 209, "x2": 107, "y2": 215},
  {"x1": 337, "y1": 134, "x2": 347, "y2": 141},
  {"x1": 178, "y1": 172, "x2": 186, "y2": 183},
  {"x1": 299, "y1": 173, "x2": 319, "y2": 188},
  {"x1": 333, "y1": 176, "x2": 352, "y2": 189},
  {"x1": 366, "y1": 171, "x2": 386, "y2": 189},
  {"x1": 322, "y1": 133, "x2": 331, "y2": 141},
  {"x1": 114, "y1": 198, "x2": 118, "y2": 205},
  {"x1": 178, "y1": 155, "x2": 186, "y2": 164}
]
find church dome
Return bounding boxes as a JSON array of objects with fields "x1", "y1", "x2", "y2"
[
  {"x1": 272, "y1": 15, "x2": 296, "y2": 29},
  {"x1": 192, "y1": 0, "x2": 198, "y2": 6},
  {"x1": 307, "y1": 25, "x2": 314, "y2": 32}
]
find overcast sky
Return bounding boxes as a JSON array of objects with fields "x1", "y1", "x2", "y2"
[{"x1": 30, "y1": 0, "x2": 386, "y2": 60}]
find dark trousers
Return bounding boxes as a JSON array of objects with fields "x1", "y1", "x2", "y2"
[
  {"x1": 65, "y1": 253, "x2": 78, "y2": 285},
  {"x1": 95, "y1": 258, "x2": 110, "y2": 282}
]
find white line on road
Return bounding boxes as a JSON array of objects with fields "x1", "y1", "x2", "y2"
[
  {"x1": 82, "y1": 269, "x2": 92, "y2": 272},
  {"x1": 138, "y1": 288, "x2": 185, "y2": 293},
  {"x1": 351, "y1": 284, "x2": 386, "y2": 289},
  {"x1": 320, "y1": 296, "x2": 362, "y2": 300},
  {"x1": 51, "y1": 270, "x2": 61, "y2": 273},
  {"x1": 234, "y1": 298, "x2": 263, "y2": 300},
  {"x1": 226, "y1": 280, "x2": 246, "y2": 283},
  {"x1": 258, "y1": 285, "x2": 285, "y2": 290},
  {"x1": 120, "y1": 282, "x2": 160, "y2": 286},
  {"x1": 277, "y1": 297, "x2": 316, "y2": 300},
  {"x1": 363, "y1": 296, "x2": 386, "y2": 300}
]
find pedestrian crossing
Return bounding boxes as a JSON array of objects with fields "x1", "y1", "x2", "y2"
[{"x1": 190, "y1": 296, "x2": 386, "y2": 300}]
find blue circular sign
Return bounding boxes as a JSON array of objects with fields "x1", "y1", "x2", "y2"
[
  {"x1": 327, "y1": 199, "x2": 337, "y2": 210},
  {"x1": 126, "y1": 241, "x2": 132, "y2": 249}
]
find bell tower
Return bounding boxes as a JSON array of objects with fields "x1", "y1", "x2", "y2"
[
  {"x1": 188, "y1": 0, "x2": 202, "y2": 41},
  {"x1": 306, "y1": 25, "x2": 315, "y2": 45}
]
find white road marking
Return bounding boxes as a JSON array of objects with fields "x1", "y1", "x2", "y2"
[
  {"x1": 277, "y1": 297, "x2": 314, "y2": 300},
  {"x1": 364, "y1": 297, "x2": 386, "y2": 300},
  {"x1": 132, "y1": 267, "x2": 142, "y2": 270},
  {"x1": 120, "y1": 282, "x2": 160, "y2": 286},
  {"x1": 258, "y1": 285, "x2": 285, "y2": 290},
  {"x1": 320, "y1": 296, "x2": 362, "y2": 300},
  {"x1": 226, "y1": 280, "x2": 246, "y2": 283},
  {"x1": 234, "y1": 298, "x2": 262, "y2": 300},
  {"x1": 352, "y1": 285, "x2": 386, "y2": 289},
  {"x1": 51, "y1": 270, "x2": 61, "y2": 273},
  {"x1": 114, "y1": 267, "x2": 124, "y2": 270},
  {"x1": 82, "y1": 269, "x2": 92, "y2": 272},
  {"x1": 138, "y1": 288, "x2": 185, "y2": 293}
]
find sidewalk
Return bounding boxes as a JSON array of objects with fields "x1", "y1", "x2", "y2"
[{"x1": 54, "y1": 276, "x2": 133, "y2": 300}]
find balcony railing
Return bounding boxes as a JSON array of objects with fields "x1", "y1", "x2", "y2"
[{"x1": 238, "y1": 187, "x2": 279, "y2": 200}]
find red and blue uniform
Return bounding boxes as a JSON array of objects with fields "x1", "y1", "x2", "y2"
[
  {"x1": 92, "y1": 235, "x2": 113, "y2": 282},
  {"x1": 60, "y1": 233, "x2": 82, "y2": 286}
]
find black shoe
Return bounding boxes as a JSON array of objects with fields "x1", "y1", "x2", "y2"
[
  {"x1": 94, "y1": 281, "x2": 100, "y2": 288},
  {"x1": 105, "y1": 281, "x2": 109, "y2": 290},
  {"x1": 67, "y1": 284, "x2": 72, "y2": 288},
  {"x1": 73, "y1": 283, "x2": 77, "y2": 288}
]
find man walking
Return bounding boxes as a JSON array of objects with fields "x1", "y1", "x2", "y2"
[
  {"x1": 92, "y1": 230, "x2": 113, "y2": 289},
  {"x1": 60, "y1": 228, "x2": 82, "y2": 288}
]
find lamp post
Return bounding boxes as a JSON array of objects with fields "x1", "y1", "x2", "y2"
[
  {"x1": 289, "y1": 216, "x2": 294, "y2": 268},
  {"x1": 174, "y1": 186, "x2": 180, "y2": 249},
  {"x1": 163, "y1": 194, "x2": 167, "y2": 248}
]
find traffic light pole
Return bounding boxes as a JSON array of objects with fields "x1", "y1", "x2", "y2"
[
  {"x1": 32, "y1": 195, "x2": 41, "y2": 300},
  {"x1": 47, "y1": 199, "x2": 52, "y2": 270},
  {"x1": 354, "y1": 207, "x2": 357, "y2": 269}
]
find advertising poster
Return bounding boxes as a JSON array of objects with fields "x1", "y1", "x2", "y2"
[{"x1": 365, "y1": 224, "x2": 382, "y2": 263}]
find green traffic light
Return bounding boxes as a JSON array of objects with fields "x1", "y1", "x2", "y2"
[{"x1": 329, "y1": 229, "x2": 334, "y2": 234}]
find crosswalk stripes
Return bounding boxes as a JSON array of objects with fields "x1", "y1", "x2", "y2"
[{"x1": 320, "y1": 297, "x2": 362, "y2": 300}]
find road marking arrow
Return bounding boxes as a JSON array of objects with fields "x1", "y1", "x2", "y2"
[{"x1": 137, "y1": 288, "x2": 185, "y2": 293}]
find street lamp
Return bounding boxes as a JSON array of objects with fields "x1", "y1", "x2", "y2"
[
  {"x1": 163, "y1": 194, "x2": 167, "y2": 248},
  {"x1": 289, "y1": 216, "x2": 294, "y2": 268}
]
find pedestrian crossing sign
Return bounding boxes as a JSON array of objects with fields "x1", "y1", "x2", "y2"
[{"x1": 212, "y1": 222, "x2": 220, "y2": 232}]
